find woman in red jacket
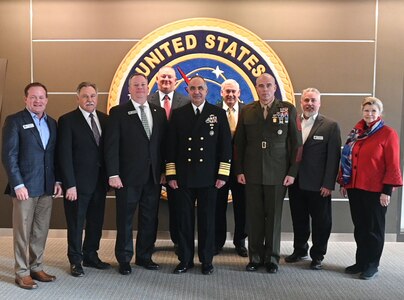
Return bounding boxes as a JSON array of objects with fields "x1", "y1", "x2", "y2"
[{"x1": 339, "y1": 97, "x2": 402, "y2": 280}]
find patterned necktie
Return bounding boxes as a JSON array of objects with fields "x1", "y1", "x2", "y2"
[
  {"x1": 89, "y1": 113, "x2": 100, "y2": 146},
  {"x1": 227, "y1": 108, "x2": 236, "y2": 137},
  {"x1": 139, "y1": 105, "x2": 151, "y2": 139},
  {"x1": 163, "y1": 94, "x2": 171, "y2": 120}
]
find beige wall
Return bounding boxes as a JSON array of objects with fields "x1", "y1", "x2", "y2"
[{"x1": 0, "y1": 0, "x2": 403, "y2": 234}]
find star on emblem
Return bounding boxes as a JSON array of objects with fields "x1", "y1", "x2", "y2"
[{"x1": 212, "y1": 66, "x2": 224, "y2": 78}]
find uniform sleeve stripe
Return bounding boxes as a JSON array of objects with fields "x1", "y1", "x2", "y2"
[
  {"x1": 218, "y1": 162, "x2": 231, "y2": 176},
  {"x1": 166, "y1": 163, "x2": 176, "y2": 176}
]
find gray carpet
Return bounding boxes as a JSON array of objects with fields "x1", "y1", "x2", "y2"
[{"x1": 0, "y1": 236, "x2": 403, "y2": 300}]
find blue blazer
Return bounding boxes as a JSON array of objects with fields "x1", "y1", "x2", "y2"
[{"x1": 2, "y1": 109, "x2": 58, "y2": 197}]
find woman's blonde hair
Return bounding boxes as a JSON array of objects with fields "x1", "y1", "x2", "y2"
[{"x1": 361, "y1": 96, "x2": 383, "y2": 114}]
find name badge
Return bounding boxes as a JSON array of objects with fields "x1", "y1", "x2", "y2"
[
  {"x1": 313, "y1": 135, "x2": 324, "y2": 140},
  {"x1": 23, "y1": 123, "x2": 35, "y2": 129},
  {"x1": 128, "y1": 110, "x2": 137, "y2": 115}
]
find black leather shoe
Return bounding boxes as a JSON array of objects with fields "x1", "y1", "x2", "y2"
[
  {"x1": 284, "y1": 252, "x2": 308, "y2": 263},
  {"x1": 83, "y1": 258, "x2": 111, "y2": 270},
  {"x1": 246, "y1": 262, "x2": 262, "y2": 272},
  {"x1": 345, "y1": 264, "x2": 363, "y2": 274},
  {"x1": 136, "y1": 260, "x2": 160, "y2": 270},
  {"x1": 173, "y1": 262, "x2": 194, "y2": 274},
  {"x1": 201, "y1": 263, "x2": 214, "y2": 275},
  {"x1": 265, "y1": 262, "x2": 278, "y2": 274},
  {"x1": 310, "y1": 259, "x2": 323, "y2": 270},
  {"x1": 118, "y1": 263, "x2": 132, "y2": 275},
  {"x1": 235, "y1": 245, "x2": 248, "y2": 257},
  {"x1": 70, "y1": 264, "x2": 84, "y2": 277},
  {"x1": 360, "y1": 267, "x2": 378, "y2": 280}
]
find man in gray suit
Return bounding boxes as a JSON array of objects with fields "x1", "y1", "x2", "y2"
[
  {"x1": 285, "y1": 88, "x2": 341, "y2": 270},
  {"x1": 2, "y1": 82, "x2": 62, "y2": 289},
  {"x1": 148, "y1": 65, "x2": 190, "y2": 250}
]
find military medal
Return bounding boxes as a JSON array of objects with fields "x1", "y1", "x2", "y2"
[
  {"x1": 209, "y1": 130, "x2": 214, "y2": 136},
  {"x1": 272, "y1": 114, "x2": 277, "y2": 123},
  {"x1": 278, "y1": 113, "x2": 284, "y2": 124}
]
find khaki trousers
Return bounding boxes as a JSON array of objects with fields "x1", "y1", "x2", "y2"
[{"x1": 12, "y1": 195, "x2": 53, "y2": 278}]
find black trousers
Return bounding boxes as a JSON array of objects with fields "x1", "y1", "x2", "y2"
[
  {"x1": 347, "y1": 188, "x2": 387, "y2": 270},
  {"x1": 245, "y1": 183, "x2": 286, "y2": 264},
  {"x1": 215, "y1": 174, "x2": 246, "y2": 249},
  {"x1": 288, "y1": 181, "x2": 332, "y2": 260},
  {"x1": 64, "y1": 182, "x2": 107, "y2": 265},
  {"x1": 175, "y1": 186, "x2": 217, "y2": 265},
  {"x1": 114, "y1": 175, "x2": 160, "y2": 264},
  {"x1": 166, "y1": 185, "x2": 179, "y2": 244}
]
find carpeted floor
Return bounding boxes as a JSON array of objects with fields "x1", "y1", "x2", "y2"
[{"x1": 0, "y1": 236, "x2": 403, "y2": 300}]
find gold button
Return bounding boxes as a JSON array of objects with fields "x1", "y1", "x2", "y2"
[
  {"x1": 188, "y1": 148, "x2": 191, "y2": 151},
  {"x1": 200, "y1": 159, "x2": 203, "y2": 162},
  {"x1": 188, "y1": 137, "x2": 192, "y2": 141},
  {"x1": 200, "y1": 137, "x2": 204, "y2": 140},
  {"x1": 188, "y1": 158, "x2": 191, "y2": 162},
  {"x1": 200, "y1": 148, "x2": 203, "y2": 151}
]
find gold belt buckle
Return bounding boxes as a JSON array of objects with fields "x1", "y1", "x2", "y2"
[{"x1": 262, "y1": 141, "x2": 267, "y2": 149}]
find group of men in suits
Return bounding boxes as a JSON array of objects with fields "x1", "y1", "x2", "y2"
[{"x1": 2, "y1": 68, "x2": 341, "y2": 289}]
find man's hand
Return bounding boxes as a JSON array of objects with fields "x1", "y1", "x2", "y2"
[
  {"x1": 283, "y1": 176, "x2": 295, "y2": 186},
  {"x1": 109, "y1": 176, "x2": 123, "y2": 189},
  {"x1": 168, "y1": 180, "x2": 178, "y2": 189},
  {"x1": 237, "y1": 174, "x2": 246, "y2": 185},
  {"x1": 65, "y1": 186, "x2": 78, "y2": 201},
  {"x1": 320, "y1": 187, "x2": 332, "y2": 197},
  {"x1": 215, "y1": 179, "x2": 226, "y2": 189},
  {"x1": 15, "y1": 186, "x2": 29, "y2": 201},
  {"x1": 54, "y1": 183, "x2": 63, "y2": 198}
]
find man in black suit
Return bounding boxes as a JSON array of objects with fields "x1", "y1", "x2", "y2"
[
  {"x1": 2, "y1": 82, "x2": 62, "y2": 289},
  {"x1": 285, "y1": 88, "x2": 341, "y2": 270},
  {"x1": 105, "y1": 73, "x2": 167, "y2": 275},
  {"x1": 215, "y1": 79, "x2": 247, "y2": 257},
  {"x1": 148, "y1": 66, "x2": 190, "y2": 250},
  {"x1": 57, "y1": 82, "x2": 110, "y2": 277},
  {"x1": 166, "y1": 75, "x2": 232, "y2": 275}
]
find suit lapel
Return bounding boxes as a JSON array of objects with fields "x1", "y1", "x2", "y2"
[
  {"x1": 306, "y1": 114, "x2": 324, "y2": 144},
  {"x1": 23, "y1": 109, "x2": 44, "y2": 149}
]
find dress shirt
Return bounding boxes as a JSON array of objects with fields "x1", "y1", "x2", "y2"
[
  {"x1": 192, "y1": 101, "x2": 206, "y2": 115},
  {"x1": 223, "y1": 101, "x2": 239, "y2": 125},
  {"x1": 78, "y1": 106, "x2": 102, "y2": 135},
  {"x1": 131, "y1": 99, "x2": 153, "y2": 133},
  {"x1": 301, "y1": 113, "x2": 318, "y2": 144}
]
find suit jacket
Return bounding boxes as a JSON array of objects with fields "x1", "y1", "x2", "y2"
[
  {"x1": 234, "y1": 99, "x2": 302, "y2": 185},
  {"x1": 2, "y1": 109, "x2": 57, "y2": 197},
  {"x1": 217, "y1": 101, "x2": 244, "y2": 174},
  {"x1": 148, "y1": 90, "x2": 190, "y2": 119},
  {"x1": 297, "y1": 114, "x2": 341, "y2": 191},
  {"x1": 57, "y1": 108, "x2": 109, "y2": 194},
  {"x1": 166, "y1": 102, "x2": 232, "y2": 188},
  {"x1": 104, "y1": 101, "x2": 167, "y2": 186}
]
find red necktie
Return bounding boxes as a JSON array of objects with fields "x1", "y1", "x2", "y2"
[{"x1": 163, "y1": 95, "x2": 171, "y2": 119}]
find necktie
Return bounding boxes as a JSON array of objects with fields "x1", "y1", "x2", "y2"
[
  {"x1": 196, "y1": 107, "x2": 201, "y2": 117},
  {"x1": 263, "y1": 105, "x2": 268, "y2": 120},
  {"x1": 227, "y1": 108, "x2": 236, "y2": 137},
  {"x1": 89, "y1": 113, "x2": 100, "y2": 146},
  {"x1": 163, "y1": 94, "x2": 171, "y2": 120},
  {"x1": 139, "y1": 105, "x2": 151, "y2": 139}
]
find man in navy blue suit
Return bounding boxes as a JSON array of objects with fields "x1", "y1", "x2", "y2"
[
  {"x1": 2, "y1": 82, "x2": 62, "y2": 289},
  {"x1": 58, "y1": 82, "x2": 110, "y2": 277}
]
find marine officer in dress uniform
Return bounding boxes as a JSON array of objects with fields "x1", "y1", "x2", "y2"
[
  {"x1": 234, "y1": 73, "x2": 302, "y2": 274},
  {"x1": 166, "y1": 75, "x2": 232, "y2": 275}
]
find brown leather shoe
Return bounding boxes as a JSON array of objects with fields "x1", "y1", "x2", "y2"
[
  {"x1": 31, "y1": 270, "x2": 56, "y2": 282},
  {"x1": 15, "y1": 276, "x2": 38, "y2": 289}
]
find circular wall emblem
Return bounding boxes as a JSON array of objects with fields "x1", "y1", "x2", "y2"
[{"x1": 108, "y1": 18, "x2": 295, "y2": 111}]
